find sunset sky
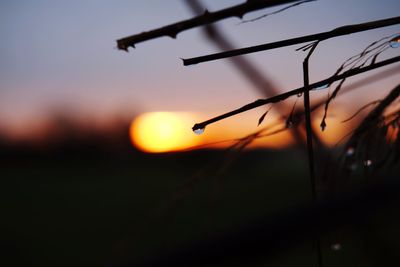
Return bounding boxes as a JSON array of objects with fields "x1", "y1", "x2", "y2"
[{"x1": 1, "y1": 0, "x2": 399, "y2": 149}]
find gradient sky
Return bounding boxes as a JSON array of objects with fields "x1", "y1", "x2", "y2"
[{"x1": 0, "y1": 0, "x2": 399, "y2": 139}]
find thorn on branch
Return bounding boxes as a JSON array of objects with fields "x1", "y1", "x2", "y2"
[{"x1": 116, "y1": 0, "x2": 299, "y2": 50}]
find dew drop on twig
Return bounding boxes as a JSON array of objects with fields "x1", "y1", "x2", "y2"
[
  {"x1": 286, "y1": 120, "x2": 293, "y2": 129},
  {"x1": 346, "y1": 147, "x2": 355, "y2": 156},
  {"x1": 297, "y1": 92, "x2": 303, "y2": 97},
  {"x1": 193, "y1": 127, "x2": 205, "y2": 135},
  {"x1": 348, "y1": 162, "x2": 357, "y2": 171},
  {"x1": 389, "y1": 36, "x2": 400, "y2": 48},
  {"x1": 312, "y1": 83, "x2": 329, "y2": 91},
  {"x1": 364, "y1": 159, "x2": 372, "y2": 167},
  {"x1": 330, "y1": 243, "x2": 342, "y2": 251}
]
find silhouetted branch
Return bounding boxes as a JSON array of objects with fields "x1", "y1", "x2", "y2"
[
  {"x1": 186, "y1": 65, "x2": 400, "y2": 151},
  {"x1": 192, "y1": 55, "x2": 400, "y2": 131},
  {"x1": 183, "y1": 16, "x2": 400, "y2": 65},
  {"x1": 117, "y1": 0, "x2": 299, "y2": 51}
]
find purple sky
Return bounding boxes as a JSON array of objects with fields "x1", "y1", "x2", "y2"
[{"x1": 0, "y1": 0, "x2": 399, "y2": 136}]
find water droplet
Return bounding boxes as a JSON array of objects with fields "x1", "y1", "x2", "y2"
[
  {"x1": 364, "y1": 159, "x2": 372, "y2": 167},
  {"x1": 297, "y1": 92, "x2": 303, "y2": 97},
  {"x1": 312, "y1": 84, "x2": 329, "y2": 91},
  {"x1": 389, "y1": 36, "x2": 400, "y2": 48},
  {"x1": 346, "y1": 147, "x2": 355, "y2": 156},
  {"x1": 286, "y1": 120, "x2": 293, "y2": 129},
  {"x1": 330, "y1": 243, "x2": 342, "y2": 251},
  {"x1": 193, "y1": 127, "x2": 205, "y2": 135},
  {"x1": 348, "y1": 163, "x2": 357, "y2": 171}
]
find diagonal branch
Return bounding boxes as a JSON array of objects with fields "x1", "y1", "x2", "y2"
[
  {"x1": 183, "y1": 16, "x2": 400, "y2": 65},
  {"x1": 116, "y1": 0, "x2": 300, "y2": 51},
  {"x1": 188, "y1": 64, "x2": 400, "y2": 153},
  {"x1": 192, "y1": 55, "x2": 400, "y2": 131}
]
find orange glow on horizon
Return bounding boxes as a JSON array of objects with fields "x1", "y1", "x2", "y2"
[
  {"x1": 130, "y1": 108, "x2": 355, "y2": 153},
  {"x1": 130, "y1": 111, "x2": 295, "y2": 153},
  {"x1": 130, "y1": 112, "x2": 200, "y2": 153}
]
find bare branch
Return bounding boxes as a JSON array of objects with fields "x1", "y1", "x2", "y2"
[
  {"x1": 116, "y1": 0, "x2": 299, "y2": 51},
  {"x1": 192, "y1": 55, "x2": 400, "y2": 131},
  {"x1": 183, "y1": 16, "x2": 400, "y2": 65}
]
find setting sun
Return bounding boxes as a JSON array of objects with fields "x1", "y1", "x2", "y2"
[{"x1": 130, "y1": 112, "x2": 199, "y2": 153}]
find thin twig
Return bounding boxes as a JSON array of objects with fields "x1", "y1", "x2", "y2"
[
  {"x1": 239, "y1": 0, "x2": 316, "y2": 24},
  {"x1": 341, "y1": 100, "x2": 381, "y2": 123},
  {"x1": 116, "y1": 0, "x2": 299, "y2": 50},
  {"x1": 192, "y1": 55, "x2": 400, "y2": 131},
  {"x1": 183, "y1": 16, "x2": 400, "y2": 65}
]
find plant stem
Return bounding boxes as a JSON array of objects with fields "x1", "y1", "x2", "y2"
[
  {"x1": 303, "y1": 42, "x2": 318, "y2": 203},
  {"x1": 302, "y1": 42, "x2": 323, "y2": 267}
]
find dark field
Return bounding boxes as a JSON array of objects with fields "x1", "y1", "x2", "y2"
[{"x1": 2, "y1": 146, "x2": 400, "y2": 266}]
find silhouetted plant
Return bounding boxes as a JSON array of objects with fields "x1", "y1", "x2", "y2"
[{"x1": 116, "y1": 1, "x2": 400, "y2": 266}]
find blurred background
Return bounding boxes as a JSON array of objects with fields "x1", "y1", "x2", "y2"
[{"x1": 1, "y1": 0, "x2": 400, "y2": 266}]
